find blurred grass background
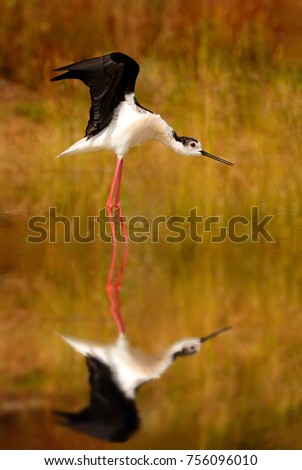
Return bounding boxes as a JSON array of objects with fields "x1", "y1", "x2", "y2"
[
  {"x1": 1, "y1": 0, "x2": 302, "y2": 450},
  {"x1": 0, "y1": 0, "x2": 301, "y2": 220}
]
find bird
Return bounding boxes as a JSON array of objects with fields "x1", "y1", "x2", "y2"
[
  {"x1": 51, "y1": 52, "x2": 233, "y2": 243},
  {"x1": 54, "y1": 326, "x2": 231, "y2": 442}
]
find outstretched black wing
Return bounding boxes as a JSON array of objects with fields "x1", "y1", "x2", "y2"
[
  {"x1": 54, "y1": 355, "x2": 140, "y2": 442},
  {"x1": 51, "y1": 52, "x2": 140, "y2": 138}
]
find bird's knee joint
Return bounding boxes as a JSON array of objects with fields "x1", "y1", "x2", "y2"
[{"x1": 106, "y1": 201, "x2": 113, "y2": 212}]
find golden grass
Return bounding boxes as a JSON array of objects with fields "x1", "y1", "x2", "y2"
[
  {"x1": 1, "y1": 0, "x2": 301, "y2": 221},
  {"x1": 1, "y1": 0, "x2": 302, "y2": 450}
]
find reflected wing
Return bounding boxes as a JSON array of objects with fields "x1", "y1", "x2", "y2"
[
  {"x1": 51, "y1": 52, "x2": 140, "y2": 138},
  {"x1": 54, "y1": 355, "x2": 140, "y2": 442}
]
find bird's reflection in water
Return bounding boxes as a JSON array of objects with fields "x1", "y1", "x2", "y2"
[{"x1": 55, "y1": 246, "x2": 231, "y2": 442}]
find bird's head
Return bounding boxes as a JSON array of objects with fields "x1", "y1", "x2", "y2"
[
  {"x1": 170, "y1": 326, "x2": 232, "y2": 361},
  {"x1": 172, "y1": 131, "x2": 233, "y2": 165}
]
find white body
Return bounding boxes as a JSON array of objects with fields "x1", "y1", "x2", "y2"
[
  {"x1": 60, "y1": 333, "x2": 201, "y2": 398},
  {"x1": 58, "y1": 94, "x2": 175, "y2": 159}
]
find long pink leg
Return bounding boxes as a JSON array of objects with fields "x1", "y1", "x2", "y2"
[
  {"x1": 114, "y1": 159, "x2": 128, "y2": 243},
  {"x1": 115, "y1": 244, "x2": 129, "y2": 322},
  {"x1": 106, "y1": 159, "x2": 123, "y2": 244}
]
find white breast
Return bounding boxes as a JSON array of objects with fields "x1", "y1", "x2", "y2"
[{"x1": 58, "y1": 94, "x2": 172, "y2": 159}]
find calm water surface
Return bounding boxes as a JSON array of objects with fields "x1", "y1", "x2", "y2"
[{"x1": 0, "y1": 214, "x2": 301, "y2": 449}]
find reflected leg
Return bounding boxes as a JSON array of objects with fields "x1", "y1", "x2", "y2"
[{"x1": 106, "y1": 244, "x2": 126, "y2": 334}]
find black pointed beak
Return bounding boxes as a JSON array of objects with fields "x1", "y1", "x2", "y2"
[
  {"x1": 199, "y1": 326, "x2": 232, "y2": 344},
  {"x1": 200, "y1": 150, "x2": 233, "y2": 166}
]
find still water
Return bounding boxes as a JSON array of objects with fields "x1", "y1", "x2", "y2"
[{"x1": 0, "y1": 213, "x2": 301, "y2": 449}]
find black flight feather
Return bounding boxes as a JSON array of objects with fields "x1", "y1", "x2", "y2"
[
  {"x1": 53, "y1": 355, "x2": 140, "y2": 442},
  {"x1": 51, "y1": 52, "x2": 140, "y2": 139}
]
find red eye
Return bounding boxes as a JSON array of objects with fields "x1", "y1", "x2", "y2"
[{"x1": 190, "y1": 142, "x2": 196, "y2": 148}]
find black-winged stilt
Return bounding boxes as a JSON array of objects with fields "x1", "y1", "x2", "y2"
[
  {"x1": 51, "y1": 52, "x2": 233, "y2": 243},
  {"x1": 55, "y1": 326, "x2": 231, "y2": 442}
]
